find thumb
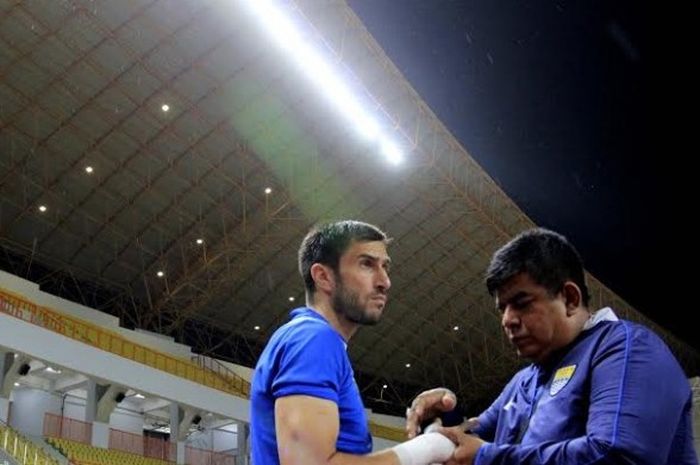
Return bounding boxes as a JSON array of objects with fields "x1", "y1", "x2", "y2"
[
  {"x1": 441, "y1": 392, "x2": 457, "y2": 410},
  {"x1": 436, "y1": 425, "x2": 464, "y2": 445}
]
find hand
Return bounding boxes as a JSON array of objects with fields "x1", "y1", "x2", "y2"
[
  {"x1": 406, "y1": 388, "x2": 457, "y2": 438},
  {"x1": 438, "y1": 426, "x2": 486, "y2": 465}
]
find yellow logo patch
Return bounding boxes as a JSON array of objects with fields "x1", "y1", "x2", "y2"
[{"x1": 550, "y1": 364, "x2": 576, "y2": 396}]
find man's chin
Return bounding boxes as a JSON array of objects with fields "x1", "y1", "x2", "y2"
[{"x1": 350, "y1": 308, "x2": 383, "y2": 326}]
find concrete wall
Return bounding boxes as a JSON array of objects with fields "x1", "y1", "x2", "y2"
[
  {"x1": 63, "y1": 396, "x2": 86, "y2": 421},
  {"x1": 0, "y1": 311, "x2": 249, "y2": 422},
  {"x1": 8, "y1": 388, "x2": 61, "y2": 436},
  {"x1": 110, "y1": 406, "x2": 144, "y2": 435},
  {"x1": 369, "y1": 412, "x2": 404, "y2": 429}
]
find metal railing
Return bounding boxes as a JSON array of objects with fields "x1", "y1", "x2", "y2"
[
  {"x1": 0, "y1": 288, "x2": 248, "y2": 398},
  {"x1": 191, "y1": 356, "x2": 250, "y2": 397},
  {"x1": 1, "y1": 420, "x2": 59, "y2": 465}
]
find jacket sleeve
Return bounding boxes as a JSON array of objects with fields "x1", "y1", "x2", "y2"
[
  {"x1": 475, "y1": 322, "x2": 692, "y2": 465},
  {"x1": 474, "y1": 374, "x2": 520, "y2": 441}
]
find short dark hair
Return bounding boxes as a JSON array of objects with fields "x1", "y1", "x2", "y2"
[
  {"x1": 298, "y1": 220, "x2": 389, "y2": 294},
  {"x1": 486, "y1": 228, "x2": 590, "y2": 307}
]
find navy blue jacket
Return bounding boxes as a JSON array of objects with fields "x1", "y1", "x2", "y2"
[{"x1": 474, "y1": 308, "x2": 697, "y2": 465}]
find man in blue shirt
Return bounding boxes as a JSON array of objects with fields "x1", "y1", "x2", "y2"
[
  {"x1": 251, "y1": 220, "x2": 454, "y2": 465},
  {"x1": 406, "y1": 228, "x2": 697, "y2": 465}
]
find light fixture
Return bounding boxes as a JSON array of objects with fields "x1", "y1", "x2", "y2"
[
  {"x1": 161, "y1": 104, "x2": 170, "y2": 112},
  {"x1": 135, "y1": 393, "x2": 145, "y2": 399},
  {"x1": 196, "y1": 238, "x2": 204, "y2": 245},
  {"x1": 405, "y1": 363, "x2": 411, "y2": 368},
  {"x1": 381, "y1": 140, "x2": 403, "y2": 165},
  {"x1": 453, "y1": 326, "x2": 459, "y2": 331},
  {"x1": 46, "y1": 367, "x2": 61, "y2": 374},
  {"x1": 288, "y1": 296, "x2": 295, "y2": 302},
  {"x1": 85, "y1": 166, "x2": 94, "y2": 174},
  {"x1": 38, "y1": 205, "x2": 47, "y2": 212},
  {"x1": 156, "y1": 271, "x2": 164, "y2": 278},
  {"x1": 242, "y1": 0, "x2": 403, "y2": 165},
  {"x1": 264, "y1": 187, "x2": 272, "y2": 195},
  {"x1": 14, "y1": 382, "x2": 19, "y2": 387},
  {"x1": 254, "y1": 325, "x2": 261, "y2": 331},
  {"x1": 382, "y1": 384, "x2": 388, "y2": 389}
]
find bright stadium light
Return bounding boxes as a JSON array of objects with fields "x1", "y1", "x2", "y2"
[
  {"x1": 381, "y1": 140, "x2": 403, "y2": 165},
  {"x1": 243, "y1": 0, "x2": 401, "y2": 164}
]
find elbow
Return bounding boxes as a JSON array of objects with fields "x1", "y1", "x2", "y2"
[{"x1": 587, "y1": 436, "x2": 657, "y2": 465}]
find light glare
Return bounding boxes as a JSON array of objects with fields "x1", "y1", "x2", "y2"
[
  {"x1": 381, "y1": 140, "x2": 403, "y2": 165},
  {"x1": 244, "y1": 0, "x2": 384, "y2": 144}
]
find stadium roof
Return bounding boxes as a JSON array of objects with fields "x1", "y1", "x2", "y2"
[{"x1": 1, "y1": 0, "x2": 697, "y2": 415}]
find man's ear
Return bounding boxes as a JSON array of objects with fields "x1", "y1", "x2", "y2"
[
  {"x1": 562, "y1": 281, "x2": 582, "y2": 315},
  {"x1": 310, "y1": 263, "x2": 335, "y2": 294}
]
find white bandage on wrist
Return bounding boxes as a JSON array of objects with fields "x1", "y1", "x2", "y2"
[
  {"x1": 423, "y1": 420, "x2": 442, "y2": 434},
  {"x1": 392, "y1": 432, "x2": 454, "y2": 465}
]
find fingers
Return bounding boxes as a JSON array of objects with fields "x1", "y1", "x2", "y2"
[
  {"x1": 437, "y1": 426, "x2": 485, "y2": 465},
  {"x1": 462, "y1": 417, "x2": 480, "y2": 433},
  {"x1": 405, "y1": 388, "x2": 457, "y2": 438},
  {"x1": 436, "y1": 425, "x2": 464, "y2": 445}
]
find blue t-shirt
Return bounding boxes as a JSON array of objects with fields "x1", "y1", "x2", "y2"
[
  {"x1": 473, "y1": 308, "x2": 698, "y2": 465},
  {"x1": 250, "y1": 307, "x2": 371, "y2": 464}
]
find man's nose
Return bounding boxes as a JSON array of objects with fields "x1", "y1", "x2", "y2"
[
  {"x1": 501, "y1": 306, "x2": 520, "y2": 329},
  {"x1": 376, "y1": 267, "x2": 390, "y2": 291}
]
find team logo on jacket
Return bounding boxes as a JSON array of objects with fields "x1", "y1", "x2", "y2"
[{"x1": 550, "y1": 364, "x2": 576, "y2": 396}]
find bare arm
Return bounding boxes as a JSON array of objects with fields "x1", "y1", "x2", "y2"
[
  {"x1": 275, "y1": 395, "x2": 400, "y2": 465},
  {"x1": 276, "y1": 396, "x2": 455, "y2": 465}
]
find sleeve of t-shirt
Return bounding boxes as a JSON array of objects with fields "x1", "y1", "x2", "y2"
[{"x1": 271, "y1": 323, "x2": 347, "y2": 404}]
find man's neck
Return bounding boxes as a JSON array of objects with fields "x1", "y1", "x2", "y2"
[{"x1": 306, "y1": 298, "x2": 358, "y2": 342}]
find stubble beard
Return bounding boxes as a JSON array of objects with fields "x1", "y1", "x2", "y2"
[{"x1": 332, "y1": 280, "x2": 382, "y2": 326}]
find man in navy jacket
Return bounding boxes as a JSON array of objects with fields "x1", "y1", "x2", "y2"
[{"x1": 406, "y1": 228, "x2": 697, "y2": 465}]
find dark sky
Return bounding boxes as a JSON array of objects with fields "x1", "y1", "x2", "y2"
[{"x1": 348, "y1": 2, "x2": 692, "y2": 349}]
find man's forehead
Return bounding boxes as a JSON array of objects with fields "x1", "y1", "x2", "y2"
[
  {"x1": 495, "y1": 273, "x2": 538, "y2": 300},
  {"x1": 344, "y1": 240, "x2": 390, "y2": 260}
]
